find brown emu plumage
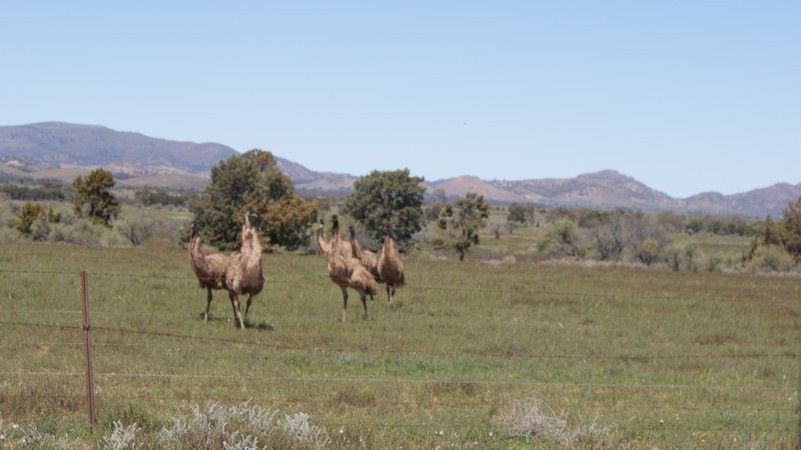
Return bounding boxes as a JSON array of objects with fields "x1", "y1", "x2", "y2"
[
  {"x1": 377, "y1": 235, "x2": 405, "y2": 308},
  {"x1": 188, "y1": 212, "x2": 264, "y2": 328},
  {"x1": 316, "y1": 218, "x2": 352, "y2": 258},
  {"x1": 323, "y1": 216, "x2": 378, "y2": 321},
  {"x1": 348, "y1": 226, "x2": 381, "y2": 282}
]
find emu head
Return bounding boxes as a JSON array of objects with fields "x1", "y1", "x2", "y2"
[
  {"x1": 190, "y1": 221, "x2": 198, "y2": 238},
  {"x1": 348, "y1": 225, "x2": 356, "y2": 238},
  {"x1": 331, "y1": 214, "x2": 339, "y2": 234},
  {"x1": 242, "y1": 211, "x2": 260, "y2": 242}
]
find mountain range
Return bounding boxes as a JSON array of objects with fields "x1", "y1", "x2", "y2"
[{"x1": 1, "y1": 122, "x2": 798, "y2": 217}]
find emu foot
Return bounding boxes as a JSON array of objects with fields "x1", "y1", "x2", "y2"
[{"x1": 340, "y1": 311, "x2": 347, "y2": 322}]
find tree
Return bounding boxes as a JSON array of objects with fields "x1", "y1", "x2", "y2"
[
  {"x1": 344, "y1": 169, "x2": 426, "y2": 247},
  {"x1": 434, "y1": 192, "x2": 490, "y2": 260},
  {"x1": 16, "y1": 202, "x2": 45, "y2": 235},
  {"x1": 779, "y1": 196, "x2": 801, "y2": 261},
  {"x1": 190, "y1": 149, "x2": 319, "y2": 251},
  {"x1": 507, "y1": 203, "x2": 535, "y2": 224},
  {"x1": 73, "y1": 169, "x2": 120, "y2": 227}
]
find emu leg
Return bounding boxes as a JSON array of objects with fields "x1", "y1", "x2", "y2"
[
  {"x1": 204, "y1": 288, "x2": 213, "y2": 322},
  {"x1": 361, "y1": 294, "x2": 369, "y2": 320},
  {"x1": 229, "y1": 291, "x2": 244, "y2": 329},
  {"x1": 244, "y1": 294, "x2": 253, "y2": 319},
  {"x1": 340, "y1": 286, "x2": 348, "y2": 322},
  {"x1": 386, "y1": 285, "x2": 395, "y2": 309}
]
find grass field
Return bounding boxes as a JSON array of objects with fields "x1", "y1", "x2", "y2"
[{"x1": 0, "y1": 240, "x2": 799, "y2": 448}]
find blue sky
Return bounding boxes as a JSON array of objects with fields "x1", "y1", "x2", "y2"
[{"x1": 1, "y1": 1, "x2": 799, "y2": 197}]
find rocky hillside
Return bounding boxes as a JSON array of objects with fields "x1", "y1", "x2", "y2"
[
  {"x1": 0, "y1": 122, "x2": 237, "y2": 175},
  {"x1": 1, "y1": 122, "x2": 798, "y2": 217}
]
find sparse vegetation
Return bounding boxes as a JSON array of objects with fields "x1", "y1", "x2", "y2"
[{"x1": 0, "y1": 234, "x2": 798, "y2": 448}]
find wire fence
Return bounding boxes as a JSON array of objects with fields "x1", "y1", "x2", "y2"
[
  {"x1": 0, "y1": 267, "x2": 799, "y2": 438},
  {"x1": 1, "y1": 267, "x2": 799, "y2": 306}
]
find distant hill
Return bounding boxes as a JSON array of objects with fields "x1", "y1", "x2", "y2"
[
  {"x1": 428, "y1": 170, "x2": 800, "y2": 217},
  {"x1": 0, "y1": 122, "x2": 237, "y2": 175},
  {"x1": 0, "y1": 121, "x2": 798, "y2": 217}
]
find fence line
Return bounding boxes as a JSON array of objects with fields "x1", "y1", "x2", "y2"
[
  {"x1": 1, "y1": 268, "x2": 798, "y2": 306},
  {"x1": 0, "y1": 370, "x2": 795, "y2": 393},
  {"x1": 0, "y1": 386, "x2": 795, "y2": 416},
  {"x1": 2, "y1": 320, "x2": 796, "y2": 362}
]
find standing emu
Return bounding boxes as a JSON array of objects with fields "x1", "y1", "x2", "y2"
[
  {"x1": 322, "y1": 215, "x2": 377, "y2": 321},
  {"x1": 188, "y1": 212, "x2": 264, "y2": 328},
  {"x1": 377, "y1": 233, "x2": 405, "y2": 309}
]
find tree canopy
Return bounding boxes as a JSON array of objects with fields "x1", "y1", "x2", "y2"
[
  {"x1": 343, "y1": 169, "x2": 425, "y2": 247},
  {"x1": 190, "y1": 149, "x2": 319, "y2": 251}
]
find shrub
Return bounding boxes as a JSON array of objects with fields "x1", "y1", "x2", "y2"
[
  {"x1": 101, "y1": 421, "x2": 140, "y2": 450},
  {"x1": 752, "y1": 246, "x2": 797, "y2": 273},
  {"x1": 15, "y1": 202, "x2": 45, "y2": 235},
  {"x1": 494, "y1": 398, "x2": 609, "y2": 446},
  {"x1": 157, "y1": 402, "x2": 330, "y2": 450},
  {"x1": 634, "y1": 237, "x2": 663, "y2": 266}
]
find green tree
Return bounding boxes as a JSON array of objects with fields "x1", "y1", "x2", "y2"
[
  {"x1": 434, "y1": 192, "x2": 490, "y2": 261},
  {"x1": 73, "y1": 169, "x2": 120, "y2": 227},
  {"x1": 779, "y1": 196, "x2": 801, "y2": 261},
  {"x1": 190, "y1": 149, "x2": 319, "y2": 251},
  {"x1": 343, "y1": 169, "x2": 426, "y2": 246}
]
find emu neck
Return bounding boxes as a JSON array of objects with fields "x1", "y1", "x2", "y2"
[
  {"x1": 383, "y1": 237, "x2": 395, "y2": 255},
  {"x1": 242, "y1": 235, "x2": 262, "y2": 268},
  {"x1": 317, "y1": 230, "x2": 331, "y2": 256}
]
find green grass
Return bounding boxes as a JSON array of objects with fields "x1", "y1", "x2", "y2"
[{"x1": 0, "y1": 240, "x2": 799, "y2": 448}]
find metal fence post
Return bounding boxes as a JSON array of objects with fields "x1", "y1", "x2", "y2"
[{"x1": 80, "y1": 270, "x2": 96, "y2": 426}]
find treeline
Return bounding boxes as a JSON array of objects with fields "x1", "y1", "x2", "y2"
[
  {"x1": 0, "y1": 183, "x2": 71, "y2": 201},
  {"x1": 505, "y1": 203, "x2": 759, "y2": 237},
  {"x1": 133, "y1": 188, "x2": 192, "y2": 207}
]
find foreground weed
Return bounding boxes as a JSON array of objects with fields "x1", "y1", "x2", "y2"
[{"x1": 494, "y1": 398, "x2": 610, "y2": 447}]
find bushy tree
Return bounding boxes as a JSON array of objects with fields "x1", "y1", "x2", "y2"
[
  {"x1": 15, "y1": 202, "x2": 45, "y2": 235},
  {"x1": 344, "y1": 169, "x2": 425, "y2": 246},
  {"x1": 73, "y1": 169, "x2": 120, "y2": 227},
  {"x1": 538, "y1": 219, "x2": 583, "y2": 258},
  {"x1": 433, "y1": 192, "x2": 490, "y2": 260},
  {"x1": 591, "y1": 217, "x2": 625, "y2": 261},
  {"x1": 779, "y1": 196, "x2": 801, "y2": 260},
  {"x1": 507, "y1": 204, "x2": 530, "y2": 223},
  {"x1": 15, "y1": 203, "x2": 61, "y2": 239},
  {"x1": 190, "y1": 149, "x2": 319, "y2": 251}
]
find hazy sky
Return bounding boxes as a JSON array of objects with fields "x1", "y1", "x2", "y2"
[{"x1": 1, "y1": 1, "x2": 799, "y2": 197}]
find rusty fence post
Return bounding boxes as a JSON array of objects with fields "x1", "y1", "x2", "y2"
[{"x1": 80, "y1": 270, "x2": 97, "y2": 426}]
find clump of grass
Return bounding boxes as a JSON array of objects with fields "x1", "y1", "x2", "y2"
[
  {"x1": 157, "y1": 401, "x2": 330, "y2": 450},
  {"x1": 0, "y1": 385, "x2": 82, "y2": 419},
  {"x1": 494, "y1": 398, "x2": 610, "y2": 447},
  {"x1": 101, "y1": 421, "x2": 140, "y2": 450}
]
